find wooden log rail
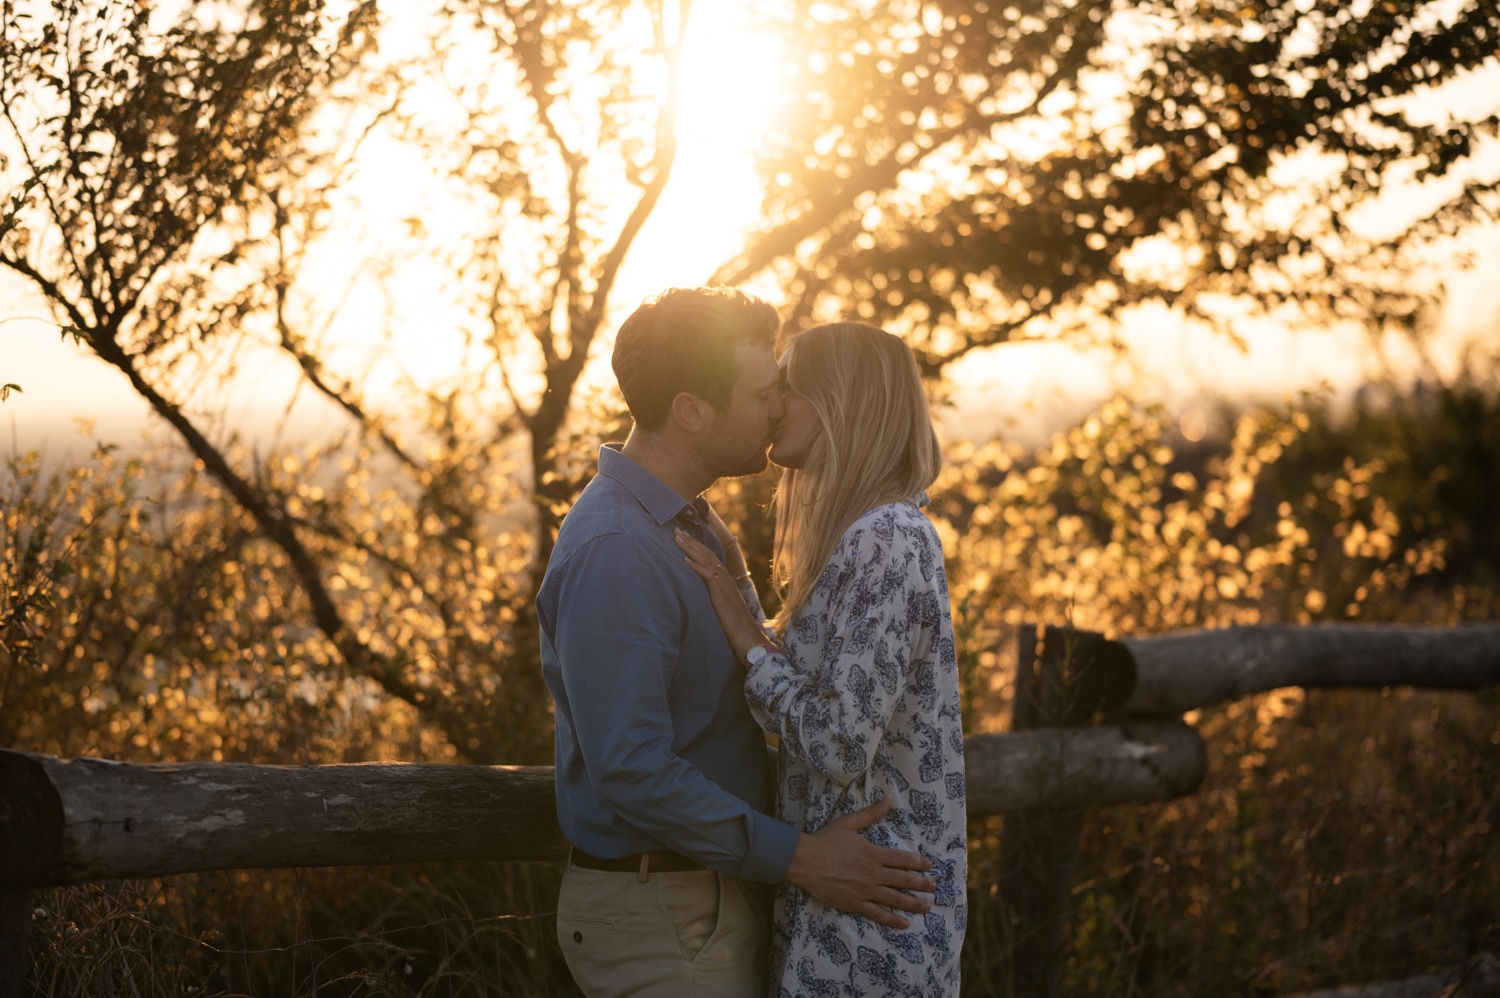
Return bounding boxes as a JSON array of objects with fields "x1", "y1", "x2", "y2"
[
  {"x1": 1118, "y1": 621, "x2": 1500, "y2": 716},
  {"x1": 0, "y1": 722, "x2": 1203, "y2": 889},
  {"x1": 0, "y1": 724, "x2": 1204, "y2": 997},
  {"x1": 976, "y1": 619, "x2": 1500, "y2": 998},
  {"x1": 8, "y1": 621, "x2": 1493, "y2": 891}
]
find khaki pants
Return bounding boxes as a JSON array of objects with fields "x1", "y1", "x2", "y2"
[{"x1": 556, "y1": 863, "x2": 770, "y2": 997}]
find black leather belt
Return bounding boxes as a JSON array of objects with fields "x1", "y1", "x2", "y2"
[{"x1": 569, "y1": 847, "x2": 704, "y2": 874}]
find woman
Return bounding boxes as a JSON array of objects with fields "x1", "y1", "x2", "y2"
[{"x1": 674, "y1": 322, "x2": 966, "y2": 997}]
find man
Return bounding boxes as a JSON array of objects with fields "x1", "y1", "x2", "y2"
[{"x1": 538, "y1": 287, "x2": 936, "y2": 996}]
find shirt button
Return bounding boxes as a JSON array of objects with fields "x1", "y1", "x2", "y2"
[{"x1": 573, "y1": 931, "x2": 583, "y2": 944}]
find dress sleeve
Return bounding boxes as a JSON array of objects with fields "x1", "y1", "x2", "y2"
[
  {"x1": 745, "y1": 514, "x2": 939, "y2": 787},
  {"x1": 732, "y1": 576, "x2": 780, "y2": 654},
  {"x1": 736, "y1": 577, "x2": 773, "y2": 632}
]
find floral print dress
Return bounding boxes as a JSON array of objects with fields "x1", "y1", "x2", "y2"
[{"x1": 740, "y1": 498, "x2": 967, "y2": 997}]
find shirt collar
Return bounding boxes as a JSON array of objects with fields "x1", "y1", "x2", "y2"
[{"x1": 598, "y1": 443, "x2": 700, "y2": 527}]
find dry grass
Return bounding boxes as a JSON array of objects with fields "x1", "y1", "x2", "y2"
[
  {"x1": 28, "y1": 862, "x2": 575, "y2": 996},
  {"x1": 1062, "y1": 686, "x2": 1499, "y2": 996}
]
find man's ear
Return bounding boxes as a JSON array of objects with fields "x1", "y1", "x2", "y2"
[{"x1": 669, "y1": 391, "x2": 712, "y2": 434}]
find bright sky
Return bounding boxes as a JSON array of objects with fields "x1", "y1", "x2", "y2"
[
  {"x1": 1, "y1": 1, "x2": 782, "y2": 458},
  {"x1": 3, "y1": 1, "x2": 1498, "y2": 461}
]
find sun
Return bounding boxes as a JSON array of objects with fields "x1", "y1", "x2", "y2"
[
  {"x1": 676, "y1": 2, "x2": 785, "y2": 142},
  {"x1": 618, "y1": 2, "x2": 787, "y2": 295}
]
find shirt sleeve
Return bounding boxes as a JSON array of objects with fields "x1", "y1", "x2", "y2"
[
  {"x1": 553, "y1": 531, "x2": 797, "y2": 882},
  {"x1": 745, "y1": 516, "x2": 935, "y2": 788}
]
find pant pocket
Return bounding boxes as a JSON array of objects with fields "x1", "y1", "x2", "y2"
[
  {"x1": 556, "y1": 912, "x2": 617, "y2": 946},
  {"x1": 656, "y1": 871, "x2": 720, "y2": 961},
  {"x1": 556, "y1": 870, "x2": 619, "y2": 950}
]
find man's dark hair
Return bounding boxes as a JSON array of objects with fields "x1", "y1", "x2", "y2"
[{"x1": 611, "y1": 287, "x2": 781, "y2": 429}]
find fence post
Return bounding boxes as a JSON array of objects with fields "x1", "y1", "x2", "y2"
[
  {"x1": 997, "y1": 624, "x2": 1133, "y2": 998},
  {"x1": 0, "y1": 887, "x2": 30, "y2": 998}
]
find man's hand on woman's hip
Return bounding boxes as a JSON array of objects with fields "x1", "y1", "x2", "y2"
[{"x1": 784, "y1": 797, "x2": 937, "y2": 930}]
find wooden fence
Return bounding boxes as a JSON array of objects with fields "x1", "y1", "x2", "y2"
[{"x1": 3, "y1": 621, "x2": 1498, "y2": 997}]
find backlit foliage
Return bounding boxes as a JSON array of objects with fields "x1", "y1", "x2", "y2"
[
  {"x1": 931, "y1": 396, "x2": 1454, "y2": 734},
  {"x1": 5, "y1": 0, "x2": 1496, "y2": 764},
  {"x1": 721, "y1": 0, "x2": 1500, "y2": 366},
  {"x1": 1, "y1": 443, "x2": 405, "y2": 762},
  {"x1": 0, "y1": 422, "x2": 569, "y2": 763}
]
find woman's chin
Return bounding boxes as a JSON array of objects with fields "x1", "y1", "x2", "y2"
[{"x1": 768, "y1": 446, "x2": 804, "y2": 470}]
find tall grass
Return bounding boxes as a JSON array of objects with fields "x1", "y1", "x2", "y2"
[
  {"x1": 1061, "y1": 685, "x2": 1499, "y2": 995},
  {"x1": 29, "y1": 862, "x2": 575, "y2": 997}
]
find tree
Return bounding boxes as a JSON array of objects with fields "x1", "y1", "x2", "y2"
[
  {"x1": 392, "y1": 0, "x2": 691, "y2": 579},
  {"x1": 0, "y1": 0, "x2": 696, "y2": 763},
  {"x1": 715, "y1": 0, "x2": 1500, "y2": 369},
  {"x1": 0, "y1": 1, "x2": 508, "y2": 755}
]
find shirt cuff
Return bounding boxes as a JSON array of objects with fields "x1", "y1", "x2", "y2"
[{"x1": 740, "y1": 809, "x2": 800, "y2": 883}]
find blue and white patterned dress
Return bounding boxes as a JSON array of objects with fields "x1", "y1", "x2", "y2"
[{"x1": 741, "y1": 498, "x2": 967, "y2": 997}]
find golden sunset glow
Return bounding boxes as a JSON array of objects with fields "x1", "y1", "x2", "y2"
[
  {"x1": 622, "y1": 2, "x2": 787, "y2": 291},
  {"x1": 5, "y1": 3, "x2": 1500, "y2": 994}
]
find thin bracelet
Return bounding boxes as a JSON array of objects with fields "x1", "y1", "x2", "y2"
[{"x1": 720, "y1": 536, "x2": 749, "y2": 582}]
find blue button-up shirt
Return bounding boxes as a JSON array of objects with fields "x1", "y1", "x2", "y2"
[{"x1": 537, "y1": 444, "x2": 799, "y2": 883}]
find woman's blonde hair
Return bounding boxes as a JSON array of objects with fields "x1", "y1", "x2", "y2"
[{"x1": 771, "y1": 322, "x2": 942, "y2": 632}]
